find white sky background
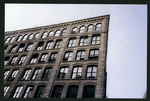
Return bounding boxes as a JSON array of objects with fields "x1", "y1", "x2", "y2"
[{"x1": 5, "y1": 4, "x2": 147, "y2": 98}]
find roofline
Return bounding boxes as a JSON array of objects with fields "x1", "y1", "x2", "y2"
[{"x1": 5, "y1": 14, "x2": 110, "y2": 33}]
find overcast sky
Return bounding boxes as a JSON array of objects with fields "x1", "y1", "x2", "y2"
[{"x1": 5, "y1": 4, "x2": 147, "y2": 98}]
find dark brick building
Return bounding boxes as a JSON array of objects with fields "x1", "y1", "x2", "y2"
[{"x1": 4, "y1": 15, "x2": 110, "y2": 98}]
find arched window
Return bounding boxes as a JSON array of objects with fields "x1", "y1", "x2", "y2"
[
  {"x1": 79, "y1": 26, "x2": 85, "y2": 33},
  {"x1": 23, "y1": 85, "x2": 34, "y2": 98},
  {"x1": 86, "y1": 65, "x2": 97, "y2": 78},
  {"x1": 16, "y1": 35, "x2": 22, "y2": 41},
  {"x1": 61, "y1": 29, "x2": 67, "y2": 36},
  {"x1": 10, "y1": 36, "x2": 15, "y2": 42},
  {"x1": 66, "y1": 85, "x2": 78, "y2": 98},
  {"x1": 63, "y1": 51, "x2": 73, "y2": 61},
  {"x1": 28, "y1": 33, "x2": 34, "y2": 40},
  {"x1": 51, "y1": 85, "x2": 63, "y2": 98},
  {"x1": 89, "y1": 49, "x2": 99, "y2": 59},
  {"x1": 34, "y1": 85, "x2": 45, "y2": 98},
  {"x1": 49, "y1": 52, "x2": 57, "y2": 61},
  {"x1": 55, "y1": 30, "x2": 60, "y2": 36},
  {"x1": 82, "y1": 85, "x2": 95, "y2": 98},
  {"x1": 71, "y1": 66, "x2": 82, "y2": 78},
  {"x1": 5, "y1": 37, "x2": 11, "y2": 43},
  {"x1": 87, "y1": 25, "x2": 93, "y2": 32},
  {"x1": 22, "y1": 34, "x2": 28, "y2": 41},
  {"x1": 71, "y1": 27, "x2": 77, "y2": 34},
  {"x1": 95, "y1": 23, "x2": 102, "y2": 31},
  {"x1": 57, "y1": 67, "x2": 69, "y2": 79},
  {"x1": 34, "y1": 32, "x2": 39, "y2": 39},
  {"x1": 41, "y1": 32, "x2": 47, "y2": 38},
  {"x1": 48, "y1": 31, "x2": 54, "y2": 37}
]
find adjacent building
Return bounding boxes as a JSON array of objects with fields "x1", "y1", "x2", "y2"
[{"x1": 4, "y1": 15, "x2": 110, "y2": 98}]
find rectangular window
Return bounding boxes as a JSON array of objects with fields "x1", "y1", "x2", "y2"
[
  {"x1": 22, "y1": 69, "x2": 31, "y2": 80},
  {"x1": 4, "y1": 86, "x2": 10, "y2": 97},
  {"x1": 86, "y1": 66, "x2": 97, "y2": 78},
  {"x1": 10, "y1": 45, "x2": 17, "y2": 53},
  {"x1": 51, "y1": 85, "x2": 63, "y2": 98},
  {"x1": 45, "y1": 41, "x2": 53, "y2": 49},
  {"x1": 42, "y1": 68, "x2": 51, "y2": 79},
  {"x1": 18, "y1": 56, "x2": 26, "y2": 64},
  {"x1": 72, "y1": 66, "x2": 82, "y2": 78},
  {"x1": 39, "y1": 54, "x2": 48, "y2": 62},
  {"x1": 79, "y1": 36, "x2": 88, "y2": 46},
  {"x1": 63, "y1": 51, "x2": 73, "y2": 61},
  {"x1": 76, "y1": 51, "x2": 85, "y2": 60},
  {"x1": 4, "y1": 70, "x2": 10, "y2": 80},
  {"x1": 23, "y1": 86, "x2": 34, "y2": 98},
  {"x1": 54, "y1": 40, "x2": 62, "y2": 48},
  {"x1": 89, "y1": 49, "x2": 99, "y2": 59},
  {"x1": 13, "y1": 86, "x2": 23, "y2": 98},
  {"x1": 92, "y1": 35, "x2": 100, "y2": 44},
  {"x1": 32, "y1": 69, "x2": 41, "y2": 80},
  {"x1": 18, "y1": 44, "x2": 25, "y2": 52},
  {"x1": 10, "y1": 56, "x2": 18, "y2": 64},
  {"x1": 49, "y1": 53, "x2": 57, "y2": 61},
  {"x1": 68, "y1": 38, "x2": 76, "y2": 47},
  {"x1": 26, "y1": 43, "x2": 33, "y2": 51},
  {"x1": 4, "y1": 57, "x2": 10, "y2": 65},
  {"x1": 36, "y1": 42, "x2": 44, "y2": 50},
  {"x1": 9, "y1": 69, "x2": 19, "y2": 80},
  {"x1": 30, "y1": 54, "x2": 38, "y2": 64},
  {"x1": 34, "y1": 86, "x2": 45, "y2": 98},
  {"x1": 57, "y1": 67, "x2": 69, "y2": 79}
]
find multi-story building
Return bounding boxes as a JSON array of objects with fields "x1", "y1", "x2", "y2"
[{"x1": 4, "y1": 14, "x2": 110, "y2": 98}]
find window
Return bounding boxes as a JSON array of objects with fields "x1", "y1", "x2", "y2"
[
  {"x1": 79, "y1": 26, "x2": 85, "y2": 33},
  {"x1": 68, "y1": 38, "x2": 76, "y2": 47},
  {"x1": 30, "y1": 54, "x2": 38, "y2": 64},
  {"x1": 61, "y1": 29, "x2": 67, "y2": 36},
  {"x1": 34, "y1": 85, "x2": 45, "y2": 98},
  {"x1": 31, "y1": 68, "x2": 41, "y2": 80},
  {"x1": 82, "y1": 85, "x2": 95, "y2": 98},
  {"x1": 16, "y1": 35, "x2": 22, "y2": 41},
  {"x1": 25, "y1": 43, "x2": 33, "y2": 51},
  {"x1": 18, "y1": 55, "x2": 26, "y2": 64},
  {"x1": 10, "y1": 56, "x2": 18, "y2": 64},
  {"x1": 9, "y1": 45, "x2": 17, "y2": 53},
  {"x1": 86, "y1": 65, "x2": 97, "y2": 78},
  {"x1": 4, "y1": 70, "x2": 10, "y2": 79},
  {"x1": 17, "y1": 44, "x2": 25, "y2": 52},
  {"x1": 23, "y1": 86, "x2": 34, "y2": 98},
  {"x1": 45, "y1": 41, "x2": 53, "y2": 49},
  {"x1": 79, "y1": 36, "x2": 88, "y2": 46},
  {"x1": 89, "y1": 49, "x2": 99, "y2": 59},
  {"x1": 42, "y1": 68, "x2": 51, "y2": 79},
  {"x1": 34, "y1": 32, "x2": 39, "y2": 39},
  {"x1": 49, "y1": 52, "x2": 57, "y2": 61},
  {"x1": 96, "y1": 23, "x2": 102, "y2": 31},
  {"x1": 48, "y1": 31, "x2": 53, "y2": 37},
  {"x1": 4, "y1": 86, "x2": 10, "y2": 97},
  {"x1": 22, "y1": 34, "x2": 28, "y2": 41},
  {"x1": 63, "y1": 51, "x2": 73, "y2": 61},
  {"x1": 72, "y1": 66, "x2": 82, "y2": 78},
  {"x1": 36, "y1": 41, "x2": 44, "y2": 50},
  {"x1": 22, "y1": 69, "x2": 31, "y2": 80},
  {"x1": 10, "y1": 36, "x2": 15, "y2": 42},
  {"x1": 12, "y1": 86, "x2": 23, "y2": 98},
  {"x1": 39, "y1": 53, "x2": 48, "y2": 62},
  {"x1": 5, "y1": 37, "x2": 11, "y2": 43},
  {"x1": 92, "y1": 34, "x2": 100, "y2": 44},
  {"x1": 54, "y1": 40, "x2": 62, "y2": 48},
  {"x1": 4, "y1": 57, "x2": 10, "y2": 65},
  {"x1": 71, "y1": 27, "x2": 77, "y2": 34},
  {"x1": 41, "y1": 32, "x2": 47, "y2": 38},
  {"x1": 51, "y1": 85, "x2": 63, "y2": 98},
  {"x1": 8, "y1": 69, "x2": 19, "y2": 80},
  {"x1": 76, "y1": 50, "x2": 85, "y2": 60},
  {"x1": 55, "y1": 30, "x2": 60, "y2": 36},
  {"x1": 87, "y1": 25, "x2": 93, "y2": 32},
  {"x1": 66, "y1": 85, "x2": 78, "y2": 98},
  {"x1": 28, "y1": 33, "x2": 34, "y2": 40},
  {"x1": 57, "y1": 67, "x2": 69, "y2": 79}
]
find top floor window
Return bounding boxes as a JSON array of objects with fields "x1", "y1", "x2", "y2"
[
  {"x1": 10, "y1": 36, "x2": 15, "y2": 42},
  {"x1": 95, "y1": 23, "x2": 102, "y2": 31},
  {"x1": 48, "y1": 31, "x2": 54, "y2": 37},
  {"x1": 34, "y1": 32, "x2": 39, "y2": 39},
  {"x1": 5, "y1": 37, "x2": 11, "y2": 43},
  {"x1": 55, "y1": 30, "x2": 60, "y2": 36},
  {"x1": 79, "y1": 26, "x2": 85, "y2": 33},
  {"x1": 87, "y1": 25, "x2": 93, "y2": 32},
  {"x1": 41, "y1": 32, "x2": 47, "y2": 38},
  {"x1": 22, "y1": 34, "x2": 28, "y2": 41},
  {"x1": 16, "y1": 35, "x2": 22, "y2": 41},
  {"x1": 71, "y1": 27, "x2": 77, "y2": 34},
  {"x1": 28, "y1": 33, "x2": 34, "y2": 40},
  {"x1": 61, "y1": 29, "x2": 67, "y2": 36}
]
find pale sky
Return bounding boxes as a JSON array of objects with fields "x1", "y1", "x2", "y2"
[{"x1": 5, "y1": 4, "x2": 147, "y2": 98}]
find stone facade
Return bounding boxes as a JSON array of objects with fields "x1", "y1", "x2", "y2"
[{"x1": 4, "y1": 15, "x2": 110, "y2": 98}]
